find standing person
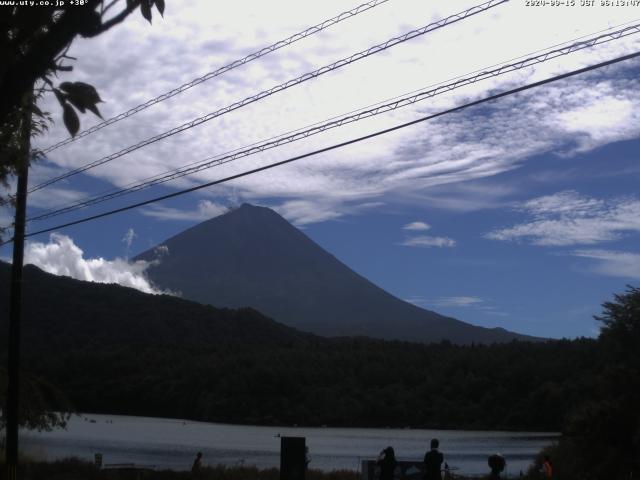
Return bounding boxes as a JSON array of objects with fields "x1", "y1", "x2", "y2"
[
  {"x1": 424, "y1": 438, "x2": 444, "y2": 480},
  {"x1": 377, "y1": 446, "x2": 398, "y2": 480},
  {"x1": 488, "y1": 453, "x2": 506, "y2": 480},
  {"x1": 542, "y1": 455, "x2": 553, "y2": 479},
  {"x1": 192, "y1": 452, "x2": 203, "y2": 476}
]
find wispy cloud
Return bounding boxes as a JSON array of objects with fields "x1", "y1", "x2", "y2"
[
  {"x1": 486, "y1": 191, "x2": 640, "y2": 246},
  {"x1": 275, "y1": 199, "x2": 345, "y2": 225},
  {"x1": 400, "y1": 220, "x2": 456, "y2": 247},
  {"x1": 24, "y1": 233, "x2": 169, "y2": 294},
  {"x1": 571, "y1": 249, "x2": 640, "y2": 279},
  {"x1": 433, "y1": 296, "x2": 484, "y2": 307},
  {"x1": 403, "y1": 221, "x2": 430, "y2": 231},
  {"x1": 406, "y1": 295, "x2": 509, "y2": 316},
  {"x1": 402, "y1": 181, "x2": 516, "y2": 213},
  {"x1": 25, "y1": 1, "x2": 640, "y2": 225},
  {"x1": 141, "y1": 200, "x2": 228, "y2": 221},
  {"x1": 122, "y1": 228, "x2": 137, "y2": 259},
  {"x1": 275, "y1": 199, "x2": 384, "y2": 226},
  {"x1": 399, "y1": 235, "x2": 456, "y2": 248}
]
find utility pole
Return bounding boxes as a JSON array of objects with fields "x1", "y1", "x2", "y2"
[{"x1": 5, "y1": 93, "x2": 32, "y2": 480}]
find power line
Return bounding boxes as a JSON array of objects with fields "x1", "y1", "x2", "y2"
[
  {"x1": 30, "y1": 0, "x2": 508, "y2": 194},
  {"x1": 39, "y1": 0, "x2": 392, "y2": 155},
  {"x1": 26, "y1": 22, "x2": 640, "y2": 223},
  {"x1": 6, "y1": 49, "x2": 637, "y2": 245}
]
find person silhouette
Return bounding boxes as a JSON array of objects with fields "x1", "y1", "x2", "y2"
[
  {"x1": 377, "y1": 446, "x2": 398, "y2": 480},
  {"x1": 192, "y1": 452, "x2": 203, "y2": 475},
  {"x1": 488, "y1": 453, "x2": 506, "y2": 479},
  {"x1": 424, "y1": 438, "x2": 444, "y2": 480}
]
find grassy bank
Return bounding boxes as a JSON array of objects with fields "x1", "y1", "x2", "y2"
[
  {"x1": 0, "y1": 457, "x2": 527, "y2": 480},
  {"x1": 0, "y1": 458, "x2": 363, "y2": 480}
]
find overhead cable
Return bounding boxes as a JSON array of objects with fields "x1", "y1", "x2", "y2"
[
  {"x1": 27, "y1": 22, "x2": 640, "y2": 223},
  {"x1": 30, "y1": 0, "x2": 509, "y2": 194},
  {"x1": 39, "y1": 0, "x2": 392, "y2": 155},
  {"x1": 5, "y1": 49, "x2": 637, "y2": 245}
]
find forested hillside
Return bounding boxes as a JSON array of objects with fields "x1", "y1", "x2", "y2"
[
  {"x1": 19, "y1": 340, "x2": 599, "y2": 431},
  {"x1": 1, "y1": 262, "x2": 599, "y2": 431}
]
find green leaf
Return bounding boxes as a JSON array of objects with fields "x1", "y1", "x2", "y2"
[
  {"x1": 62, "y1": 104, "x2": 80, "y2": 137},
  {"x1": 140, "y1": 0, "x2": 152, "y2": 23},
  {"x1": 59, "y1": 82, "x2": 103, "y2": 118},
  {"x1": 59, "y1": 82, "x2": 102, "y2": 104},
  {"x1": 86, "y1": 103, "x2": 103, "y2": 120},
  {"x1": 154, "y1": 0, "x2": 165, "y2": 16},
  {"x1": 32, "y1": 104, "x2": 45, "y2": 118},
  {"x1": 53, "y1": 89, "x2": 67, "y2": 106},
  {"x1": 65, "y1": 95, "x2": 87, "y2": 114}
]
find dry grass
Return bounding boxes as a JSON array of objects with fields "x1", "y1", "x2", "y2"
[{"x1": 0, "y1": 458, "x2": 361, "y2": 480}]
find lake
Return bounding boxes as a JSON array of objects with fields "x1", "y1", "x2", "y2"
[{"x1": 20, "y1": 414, "x2": 557, "y2": 476}]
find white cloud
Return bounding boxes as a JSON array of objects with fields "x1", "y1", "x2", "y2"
[
  {"x1": 434, "y1": 296, "x2": 484, "y2": 307},
  {"x1": 24, "y1": 233, "x2": 167, "y2": 295},
  {"x1": 122, "y1": 228, "x2": 136, "y2": 259},
  {"x1": 572, "y1": 249, "x2": 640, "y2": 279},
  {"x1": 400, "y1": 235, "x2": 456, "y2": 248},
  {"x1": 274, "y1": 199, "x2": 384, "y2": 226},
  {"x1": 402, "y1": 181, "x2": 516, "y2": 213},
  {"x1": 554, "y1": 89, "x2": 640, "y2": 154},
  {"x1": 400, "y1": 220, "x2": 456, "y2": 248},
  {"x1": 25, "y1": 1, "x2": 640, "y2": 225},
  {"x1": 403, "y1": 221, "x2": 430, "y2": 231},
  {"x1": 406, "y1": 295, "x2": 510, "y2": 316},
  {"x1": 141, "y1": 200, "x2": 227, "y2": 221},
  {"x1": 154, "y1": 245, "x2": 169, "y2": 257},
  {"x1": 486, "y1": 191, "x2": 640, "y2": 246},
  {"x1": 275, "y1": 199, "x2": 344, "y2": 225}
]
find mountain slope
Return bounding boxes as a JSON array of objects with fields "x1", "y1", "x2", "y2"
[
  {"x1": 0, "y1": 261, "x2": 313, "y2": 354},
  {"x1": 136, "y1": 204, "x2": 536, "y2": 344},
  {"x1": 0, "y1": 265, "x2": 585, "y2": 431}
]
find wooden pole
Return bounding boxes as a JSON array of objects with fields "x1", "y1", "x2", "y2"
[{"x1": 5, "y1": 96, "x2": 32, "y2": 480}]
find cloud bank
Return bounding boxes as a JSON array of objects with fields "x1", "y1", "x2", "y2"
[
  {"x1": 26, "y1": 1, "x2": 640, "y2": 226},
  {"x1": 486, "y1": 191, "x2": 640, "y2": 246},
  {"x1": 572, "y1": 249, "x2": 640, "y2": 279},
  {"x1": 25, "y1": 233, "x2": 166, "y2": 295},
  {"x1": 486, "y1": 191, "x2": 640, "y2": 279}
]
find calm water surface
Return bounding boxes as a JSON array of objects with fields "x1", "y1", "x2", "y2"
[{"x1": 21, "y1": 414, "x2": 557, "y2": 476}]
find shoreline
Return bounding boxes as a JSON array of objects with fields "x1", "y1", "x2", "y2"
[{"x1": 36, "y1": 411, "x2": 562, "y2": 436}]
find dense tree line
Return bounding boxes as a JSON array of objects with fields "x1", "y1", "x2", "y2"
[
  {"x1": 0, "y1": 263, "x2": 604, "y2": 432},
  {"x1": 16, "y1": 337, "x2": 598, "y2": 432},
  {"x1": 528, "y1": 286, "x2": 640, "y2": 480},
  {"x1": 3, "y1": 265, "x2": 638, "y2": 480}
]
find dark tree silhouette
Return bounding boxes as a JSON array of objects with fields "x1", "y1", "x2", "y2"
[
  {"x1": 533, "y1": 286, "x2": 640, "y2": 480},
  {"x1": 0, "y1": 0, "x2": 166, "y2": 426},
  {"x1": 0, "y1": 0, "x2": 165, "y2": 220},
  {"x1": 0, "y1": 367, "x2": 70, "y2": 433}
]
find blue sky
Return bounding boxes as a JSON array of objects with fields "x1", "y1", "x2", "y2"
[{"x1": 1, "y1": 0, "x2": 640, "y2": 339}]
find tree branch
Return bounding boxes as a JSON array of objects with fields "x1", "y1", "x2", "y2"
[
  {"x1": 101, "y1": 0, "x2": 120, "y2": 16},
  {"x1": 86, "y1": 1, "x2": 140, "y2": 38}
]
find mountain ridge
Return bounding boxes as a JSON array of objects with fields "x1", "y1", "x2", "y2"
[
  {"x1": 0, "y1": 261, "x2": 314, "y2": 353},
  {"x1": 136, "y1": 203, "x2": 538, "y2": 344}
]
